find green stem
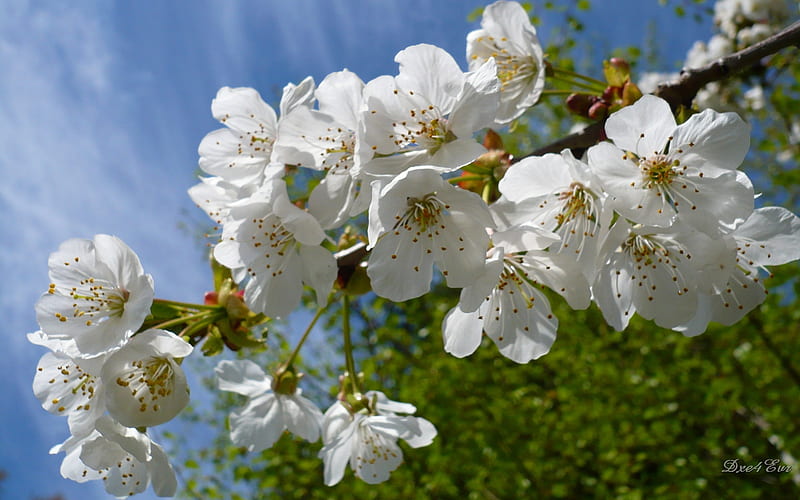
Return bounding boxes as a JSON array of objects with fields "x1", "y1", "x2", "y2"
[
  {"x1": 283, "y1": 306, "x2": 328, "y2": 369},
  {"x1": 481, "y1": 181, "x2": 493, "y2": 204},
  {"x1": 551, "y1": 66, "x2": 607, "y2": 86},
  {"x1": 153, "y1": 298, "x2": 218, "y2": 311},
  {"x1": 549, "y1": 74, "x2": 605, "y2": 93},
  {"x1": 149, "y1": 310, "x2": 218, "y2": 331},
  {"x1": 342, "y1": 294, "x2": 359, "y2": 395}
]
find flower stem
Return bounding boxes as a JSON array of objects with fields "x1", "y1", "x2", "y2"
[
  {"x1": 549, "y1": 74, "x2": 605, "y2": 93},
  {"x1": 153, "y1": 298, "x2": 218, "y2": 311},
  {"x1": 149, "y1": 310, "x2": 218, "y2": 331},
  {"x1": 551, "y1": 67, "x2": 607, "y2": 87},
  {"x1": 342, "y1": 294, "x2": 360, "y2": 395},
  {"x1": 283, "y1": 305, "x2": 328, "y2": 369}
]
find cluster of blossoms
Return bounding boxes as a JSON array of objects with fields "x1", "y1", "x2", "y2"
[
  {"x1": 639, "y1": 0, "x2": 797, "y2": 112},
  {"x1": 28, "y1": 0, "x2": 800, "y2": 495},
  {"x1": 29, "y1": 235, "x2": 190, "y2": 497}
]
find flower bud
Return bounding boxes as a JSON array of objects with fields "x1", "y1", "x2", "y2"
[
  {"x1": 588, "y1": 101, "x2": 609, "y2": 120},
  {"x1": 566, "y1": 93, "x2": 595, "y2": 117},
  {"x1": 603, "y1": 58, "x2": 631, "y2": 87}
]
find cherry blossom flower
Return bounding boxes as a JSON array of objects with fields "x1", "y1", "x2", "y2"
[
  {"x1": 587, "y1": 94, "x2": 754, "y2": 237},
  {"x1": 442, "y1": 226, "x2": 589, "y2": 363},
  {"x1": 360, "y1": 44, "x2": 499, "y2": 176},
  {"x1": 591, "y1": 220, "x2": 723, "y2": 331},
  {"x1": 213, "y1": 178, "x2": 337, "y2": 318},
  {"x1": 497, "y1": 149, "x2": 611, "y2": 280},
  {"x1": 198, "y1": 78, "x2": 314, "y2": 188},
  {"x1": 366, "y1": 166, "x2": 495, "y2": 301},
  {"x1": 51, "y1": 415, "x2": 176, "y2": 498},
  {"x1": 273, "y1": 70, "x2": 369, "y2": 229},
  {"x1": 319, "y1": 391, "x2": 437, "y2": 486},
  {"x1": 101, "y1": 329, "x2": 192, "y2": 428},
  {"x1": 35, "y1": 235, "x2": 154, "y2": 358},
  {"x1": 30, "y1": 332, "x2": 111, "y2": 438},
  {"x1": 675, "y1": 206, "x2": 800, "y2": 336},
  {"x1": 215, "y1": 359, "x2": 323, "y2": 452},
  {"x1": 467, "y1": 0, "x2": 546, "y2": 124}
]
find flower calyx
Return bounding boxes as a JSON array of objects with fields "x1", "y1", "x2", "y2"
[{"x1": 271, "y1": 365, "x2": 303, "y2": 395}]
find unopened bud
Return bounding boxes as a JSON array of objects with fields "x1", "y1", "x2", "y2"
[
  {"x1": 203, "y1": 291, "x2": 218, "y2": 305},
  {"x1": 566, "y1": 93, "x2": 595, "y2": 117},
  {"x1": 588, "y1": 101, "x2": 609, "y2": 120},
  {"x1": 604, "y1": 58, "x2": 631, "y2": 87},
  {"x1": 482, "y1": 129, "x2": 505, "y2": 151}
]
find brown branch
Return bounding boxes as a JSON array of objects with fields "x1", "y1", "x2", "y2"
[{"x1": 517, "y1": 19, "x2": 800, "y2": 161}]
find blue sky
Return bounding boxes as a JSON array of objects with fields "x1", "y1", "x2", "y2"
[{"x1": 0, "y1": 1, "x2": 712, "y2": 498}]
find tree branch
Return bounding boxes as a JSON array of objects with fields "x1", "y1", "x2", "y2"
[{"x1": 518, "y1": 19, "x2": 800, "y2": 161}]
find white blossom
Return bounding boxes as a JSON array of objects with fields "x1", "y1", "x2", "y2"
[
  {"x1": 360, "y1": 44, "x2": 499, "y2": 176},
  {"x1": 215, "y1": 359, "x2": 323, "y2": 452},
  {"x1": 675, "y1": 206, "x2": 800, "y2": 336},
  {"x1": 30, "y1": 332, "x2": 111, "y2": 438},
  {"x1": 51, "y1": 415, "x2": 176, "y2": 498},
  {"x1": 198, "y1": 78, "x2": 314, "y2": 188},
  {"x1": 213, "y1": 177, "x2": 337, "y2": 318},
  {"x1": 592, "y1": 220, "x2": 722, "y2": 331},
  {"x1": 498, "y1": 149, "x2": 611, "y2": 280},
  {"x1": 467, "y1": 0, "x2": 546, "y2": 124},
  {"x1": 443, "y1": 225, "x2": 589, "y2": 363},
  {"x1": 319, "y1": 391, "x2": 437, "y2": 486},
  {"x1": 35, "y1": 235, "x2": 154, "y2": 357},
  {"x1": 273, "y1": 70, "x2": 369, "y2": 229},
  {"x1": 101, "y1": 329, "x2": 192, "y2": 428},
  {"x1": 366, "y1": 166, "x2": 495, "y2": 301},
  {"x1": 587, "y1": 94, "x2": 754, "y2": 237}
]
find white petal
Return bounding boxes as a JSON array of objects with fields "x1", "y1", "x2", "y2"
[
  {"x1": 522, "y1": 251, "x2": 591, "y2": 310},
  {"x1": 215, "y1": 359, "x2": 271, "y2": 398},
  {"x1": 212, "y1": 86, "x2": 277, "y2": 137},
  {"x1": 593, "y1": 252, "x2": 636, "y2": 331},
  {"x1": 299, "y1": 244, "x2": 337, "y2": 307},
  {"x1": 605, "y1": 94, "x2": 675, "y2": 156},
  {"x1": 244, "y1": 250, "x2": 304, "y2": 318},
  {"x1": 367, "y1": 227, "x2": 434, "y2": 301},
  {"x1": 281, "y1": 394, "x2": 323, "y2": 442},
  {"x1": 367, "y1": 415, "x2": 437, "y2": 448},
  {"x1": 395, "y1": 44, "x2": 463, "y2": 113},
  {"x1": 316, "y1": 69, "x2": 365, "y2": 130},
  {"x1": 148, "y1": 441, "x2": 178, "y2": 497},
  {"x1": 457, "y1": 250, "x2": 504, "y2": 312},
  {"x1": 428, "y1": 138, "x2": 487, "y2": 171},
  {"x1": 442, "y1": 306, "x2": 483, "y2": 358},
  {"x1": 308, "y1": 171, "x2": 359, "y2": 230},
  {"x1": 351, "y1": 421, "x2": 403, "y2": 484},
  {"x1": 230, "y1": 392, "x2": 285, "y2": 452},
  {"x1": 319, "y1": 418, "x2": 357, "y2": 486},
  {"x1": 483, "y1": 287, "x2": 557, "y2": 363},
  {"x1": 371, "y1": 391, "x2": 417, "y2": 415},
  {"x1": 734, "y1": 206, "x2": 800, "y2": 266},
  {"x1": 499, "y1": 153, "x2": 573, "y2": 202},
  {"x1": 671, "y1": 107, "x2": 750, "y2": 170},
  {"x1": 279, "y1": 76, "x2": 315, "y2": 116},
  {"x1": 449, "y1": 57, "x2": 499, "y2": 138}
]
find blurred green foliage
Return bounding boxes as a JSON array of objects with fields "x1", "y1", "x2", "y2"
[{"x1": 169, "y1": 1, "x2": 800, "y2": 498}]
